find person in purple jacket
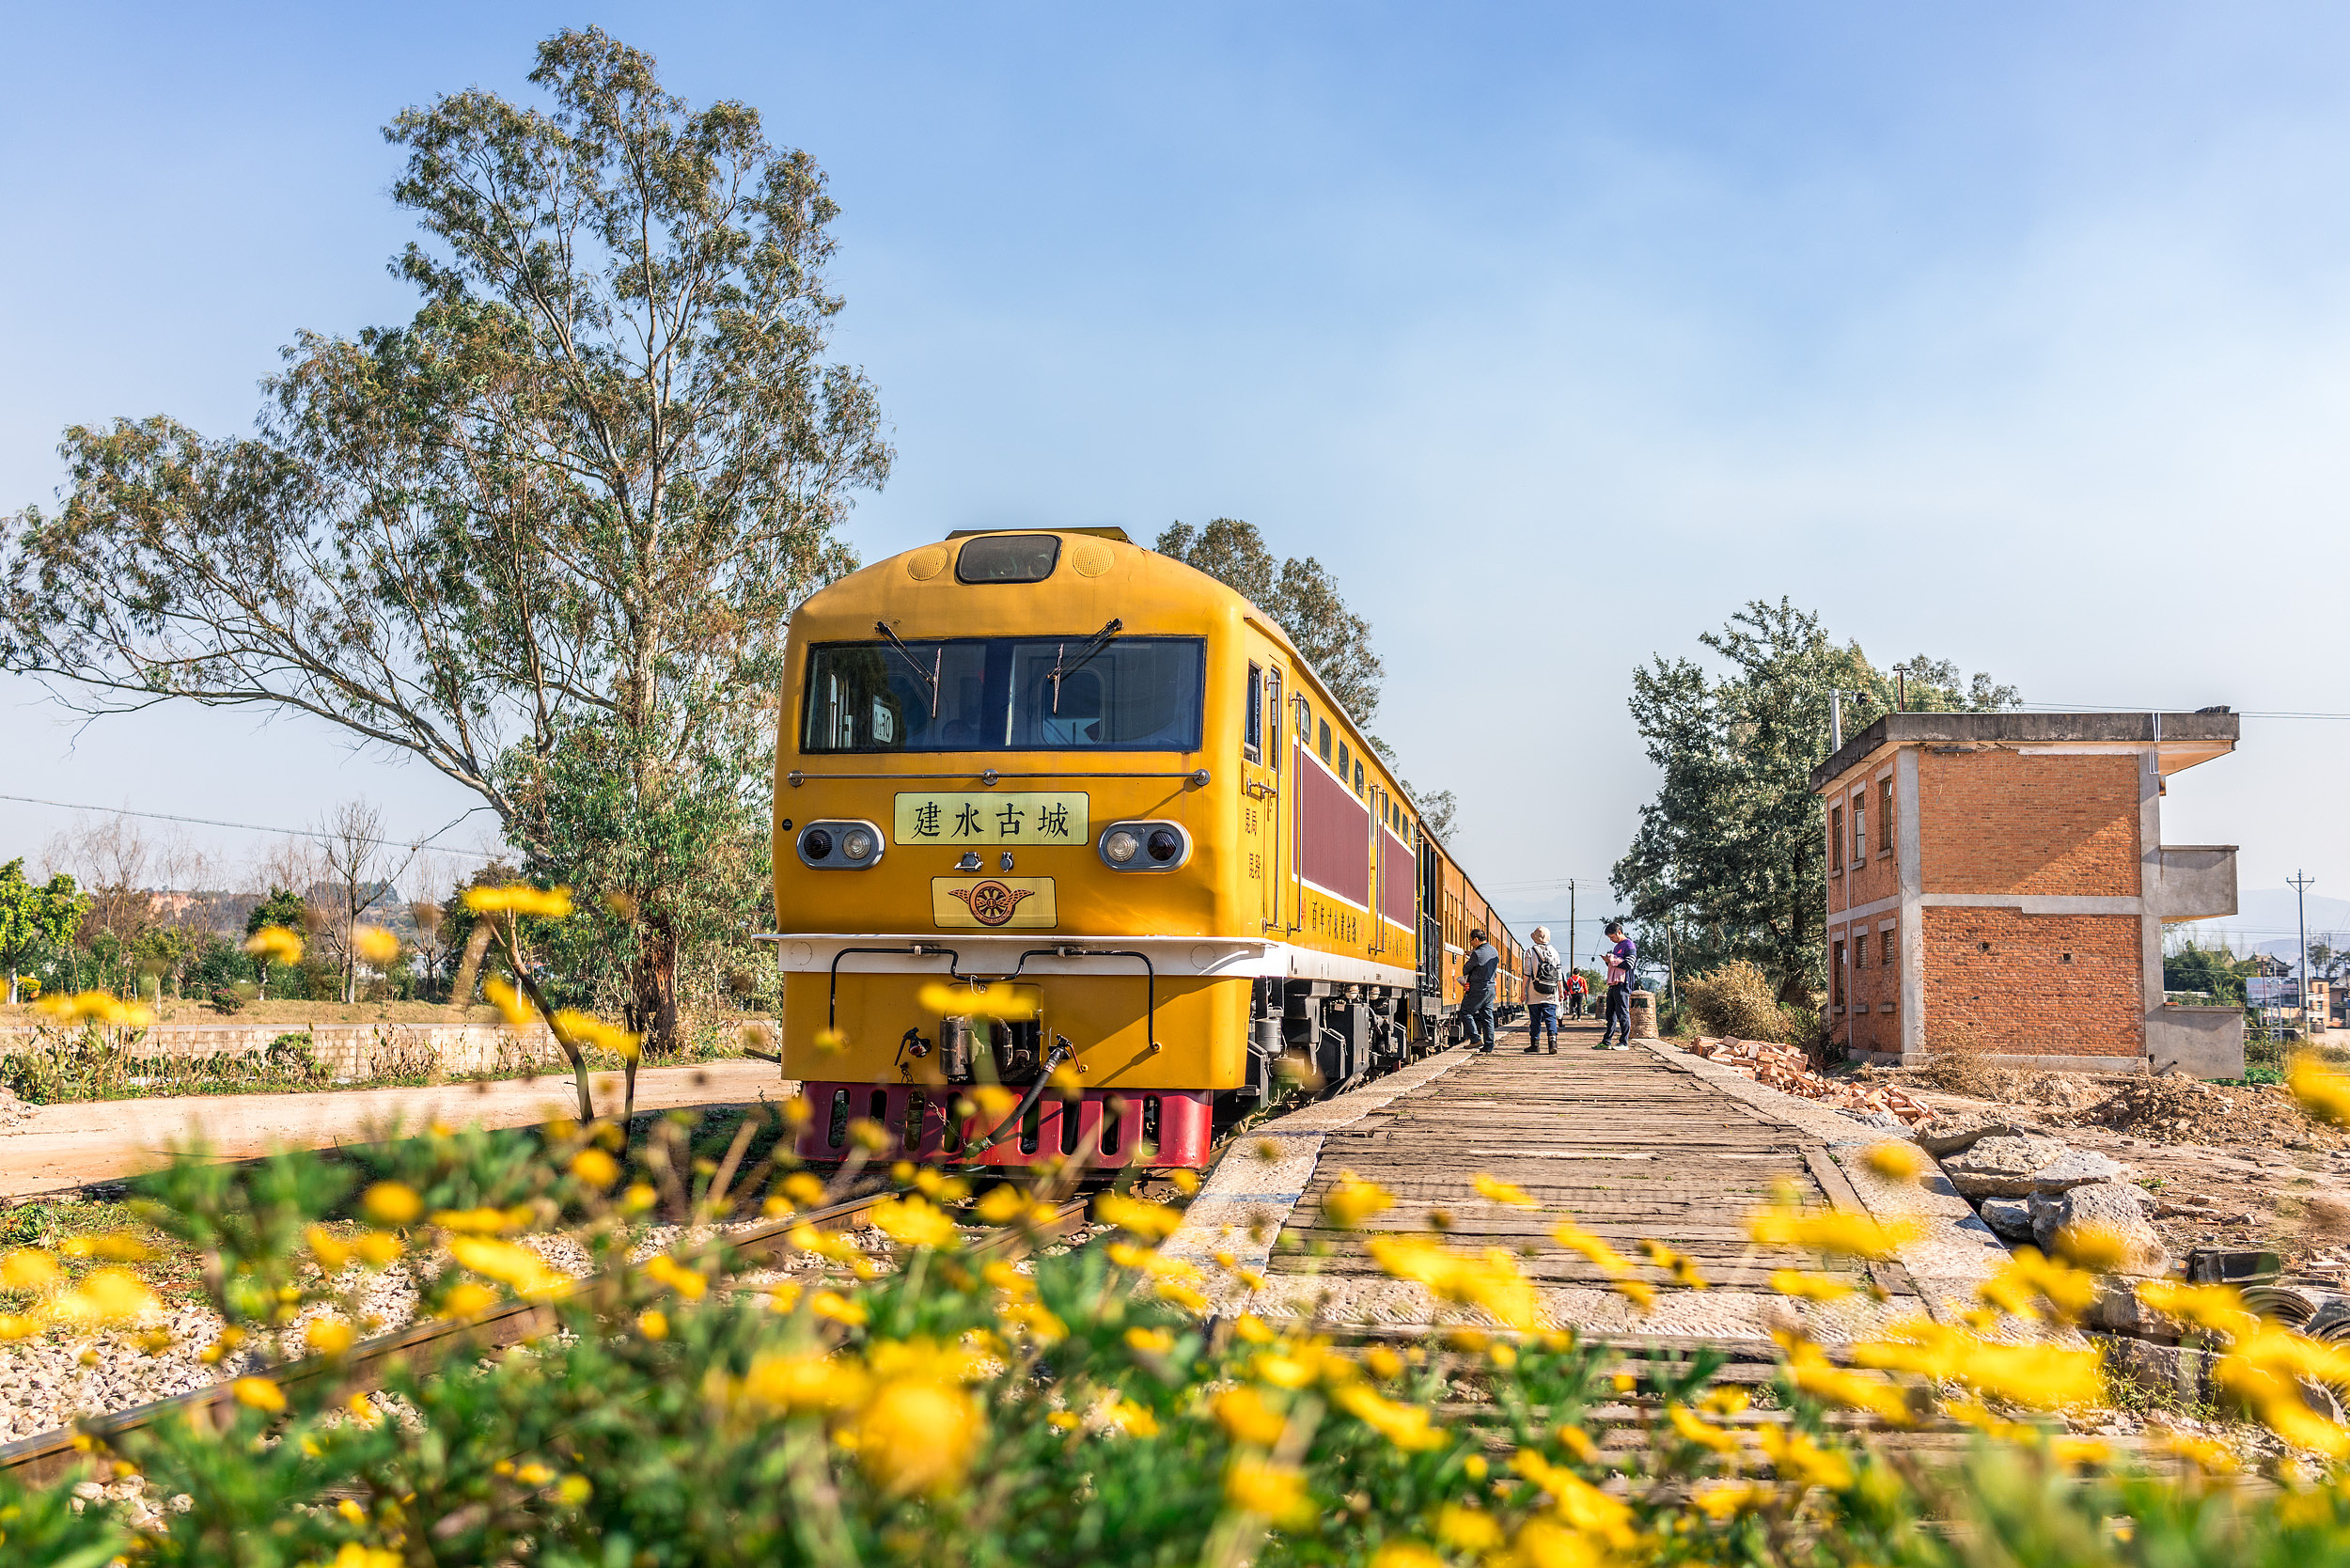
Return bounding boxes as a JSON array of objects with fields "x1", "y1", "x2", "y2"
[{"x1": 1595, "y1": 920, "x2": 1636, "y2": 1049}]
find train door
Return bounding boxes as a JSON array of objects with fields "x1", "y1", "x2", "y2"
[
  {"x1": 1367, "y1": 786, "x2": 1385, "y2": 955},
  {"x1": 1287, "y1": 691, "x2": 1310, "y2": 934},
  {"x1": 1241, "y1": 660, "x2": 1281, "y2": 931}
]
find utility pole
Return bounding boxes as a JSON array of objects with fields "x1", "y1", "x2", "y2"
[
  {"x1": 1567, "y1": 880, "x2": 1576, "y2": 981},
  {"x1": 2292, "y1": 870, "x2": 2317, "y2": 1032}
]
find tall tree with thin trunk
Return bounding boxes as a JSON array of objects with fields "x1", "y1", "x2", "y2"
[
  {"x1": 1, "y1": 29, "x2": 891, "y2": 1050},
  {"x1": 1611, "y1": 600, "x2": 2016, "y2": 1002}
]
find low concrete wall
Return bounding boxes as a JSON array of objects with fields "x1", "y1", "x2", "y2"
[
  {"x1": 2146, "y1": 1005, "x2": 2247, "y2": 1080},
  {"x1": 0, "y1": 1023, "x2": 571, "y2": 1080}
]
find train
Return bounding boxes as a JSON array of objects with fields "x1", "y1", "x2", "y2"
[{"x1": 769, "y1": 526, "x2": 1525, "y2": 1168}]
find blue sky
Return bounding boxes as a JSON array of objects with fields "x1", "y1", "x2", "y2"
[{"x1": 7, "y1": 4, "x2": 2350, "y2": 954}]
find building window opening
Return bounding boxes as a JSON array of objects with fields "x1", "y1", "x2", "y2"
[
  {"x1": 1882, "y1": 930, "x2": 1895, "y2": 965},
  {"x1": 1878, "y1": 776, "x2": 1893, "y2": 853},
  {"x1": 1832, "y1": 941, "x2": 1846, "y2": 1007},
  {"x1": 1830, "y1": 808, "x2": 1844, "y2": 872},
  {"x1": 1853, "y1": 793, "x2": 1866, "y2": 862}
]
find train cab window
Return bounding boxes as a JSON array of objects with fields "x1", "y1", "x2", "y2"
[
  {"x1": 954, "y1": 534, "x2": 1060, "y2": 583},
  {"x1": 1244, "y1": 663, "x2": 1264, "y2": 762},
  {"x1": 804, "y1": 635, "x2": 1204, "y2": 752},
  {"x1": 1318, "y1": 719, "x2": 1332, "y2": 762}
]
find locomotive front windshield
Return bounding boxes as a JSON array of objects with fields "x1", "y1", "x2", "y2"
[{"x1": 802, "y1": 636, "x2": 1205, "y2": 753}]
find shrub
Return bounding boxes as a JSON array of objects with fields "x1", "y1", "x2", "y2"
[
  {"x1": 5, "y1": 1112, "x2": 2350, "y2": 1565},
  {"x1": 1681, "y1": 959, "x2": 1799, "y2": 1042}
]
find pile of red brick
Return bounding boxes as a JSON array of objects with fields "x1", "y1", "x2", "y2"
[{"x1": 1680, "y1": 1037, "x2": 1933, "y2": 1126}]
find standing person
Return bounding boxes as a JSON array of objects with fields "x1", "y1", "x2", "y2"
[
  {"x1": 1595, "y1": 920, "x2": 1637, "y2": 1049},
  {"x1": 1522, "y1": 926, "x2": 1564, "y2": 1054},
  {"x1": 1565, "y1": 968, "x2": 1590, "y2": 1020},
  {"x1": 1460, "y1": 928, "x2": 1499, "y2": 1053}
]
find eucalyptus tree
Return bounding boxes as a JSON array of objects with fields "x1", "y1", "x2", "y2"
[
  {"x1": 1610, "y1": 600, "x2": 2015, "y2": 1002},
  {"x1": 1155, "y1": 518, "x2": 1386, "y2": 723},
  {"x1": 2, "y1": 29, "x2": 892, "y2": 1049},
  {"x1": 0, "y1": 859, "x2": 84, "y2": 1005}
]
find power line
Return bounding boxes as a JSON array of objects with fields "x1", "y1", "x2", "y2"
[
  {"x1": 2009, "y1": 703, "x2": 2350, "y2": 721},
  {"x1": 0, "y1": 792, "x2": 499, "y2": 861}
]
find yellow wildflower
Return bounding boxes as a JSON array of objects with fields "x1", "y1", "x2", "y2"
[
  {"x1": 450, "y1": 1236, "x2": 571, "y2": 1299},
  {"x1": 1983, "y1": 1248, "x2": 2098, "y2": 1324},
  {"x1": 810, "y1": 1290, "x2": 868, "y2": 1325},
  {"x1": 1639, "y1": 1238, "x2": 1710, "y2": 1289},
  {"x1": 556, "y1": 1475, "x2": 592, "y2": 1505},
  {"x1": 354, "y1": 1231, "x2": 404, "y2": 1267},
  {"x1": 1693, "y1": 1480, "x2": 1775, "y2": 1520},
  {"x1": 742, "y1": 1352, "x2": 870, "y2": 1413},
  {"x1": 1124, "y1": 1325, "x2": 1176, "y2": 1355},
  {"x1": 351, "y1": 925, "x2": 400, "y2": 965},
  {"x1": 973, "y1": 1185, "x2": 1029, "y2": 1225},
  {"x1": 2161, "y1": 1429, "x2": 2240, "y2": 1474},
  {"x1": 1371, "y1": 1544, "x2": 1443, "y2": 1568},
  {"x1": 59, "y1": 1231, "x2": 149, "y2": 1262},
  {"x1": 1612, "y1": 1278, "x2": 1657, "y2": 1312},
  {"x1": 1324, "y1": 1169, "x2": 1396, "y2": 1228},
  {"x1": 1512, "y1": 1449, "x2": 1637, "y2": 1547},
  {"x1": 2048, "y1": 1435, "x2": 2111, "y2": 1467},
  {"x1": 2048, "y1": 1224, "x2": 2136, "y2": 1274},
  {"x1": 870, "y1": 1194, "x2": 961, "y2": 1250},
  {"x1": 1, "y1": 1248, "x2": 63, "y2": 1293},
  {"x1": 462, "y1": 884, "x2": 574, "y2": 918},
  {"x1": 1108, "y1": 1398, "x2": 1160, "y2": 1437},
  {"x1": 45, "y1": 1268, "x2": 161, "y2": 1326},
  {"x1": 637, "y1": 1309, "x2": 668, "y2": 1341},
  {"x1": 483, "y1": 977, "x2": 536, "y2": 1030},
  {"x1": 1365, "y1": 1234, "x2": 1541, "y2": 1330},
  {"x1": 1364, "y1": 1345, "x2": 1404, "y2": 1381},
  {"x1": 553, "y1": 1009, "x2": 641, "y2": 1060},
  {"x1": 1170, "y1": 1168, "x2": 1201, "y2": 1195},
  {"x1": 305, "y1": 1225, "x2": 354, "y2": 1273},
  {"x1": 1771, "y1": 1268, "x2": 1855, "y2": 1302},
  {"x1": 916, "y1": 980, "x2": 1039, "y2": 1020},
  {"x1": 0, "y1": 1313, "x2": 41, "y2": 1341},
  {"x1": 1748, "y1": 1203, "x2": 1918, "y2": 1261},
  {"x1": 1862, "y1": 1141, "x2": 1925, "y2": 1182},
  {"x1": 1473, "y1": 1172, "x2": 1538, "y2": 1209},
  {"x1": 1786, "y1": 1352, "x2": 1912, "y2": 1425},
  {"x1": 782, "y1": 1171, "x2": 827, "y2": 1207},
  {"x1": 431, "y1": 1205, "x2": 525, "y2": 1234},
  {"x1": 241, "y1": 926, "x2": 306, "y2": 965},
  {"x1": 1512, "y1": 1516, "x2": 1603, "y2": 1568},
  {"x1": 1757, "y1": 1425, "x2": 1854, "y2": 1490},
  {"x1": 1095, "y1": 1192, "x2": 1183, "y2": 1241},
  {"x1": 1667, "y1": 1401, "x2": 1742, "y2": 1452},
  {"x1": 361, "y1": 1182, "x2": 423, "y2": 1228},
  {"x1": 641, "y1": 1253, "x2": 708, "y2": 1301},
  {"x1": 855, "y1": 1379, "x2": 983, "y2": 1495},
  {"x1": 1435, "y1": 1503, "x2": 1503, "y2": 1551},
  {"x1": 1224, "y1": 1459, "x2": 1313, "y2": 1526},
  {"x1": 1551, "y1": 1219, "x2": 1633, "y2": 1278},
  {"x1": 2137, "y1": 1280, "x2": 2261, "y2": 1341},
  {"x1": 231, "y1": 1376, "x2": 287, "y2": 1414},
  {"x1": 441, "y1": 1281, "x2": 501, "y2": 1319},
  {"x1": 1214, "y1": 1385, "x2": 1290, "y2": 1447},
  {"x1": 2289, "y1": 1057, "x2": 2350, "y2": 1127},
  {"x1": 1335, "y1": 1383, "x2": 1446, "y2": 1450},
  {"x1": 304, "y1": 1318, "x2": 355, "y2": 1357},
  {"x1": 570, "y1": 1148, "x2": 620, "y2": 1188},
  {"x1": 790, "y1": 1224, "x2": 864, "y2": 1263}
]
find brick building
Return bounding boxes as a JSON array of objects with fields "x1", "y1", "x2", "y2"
[{"x1": 1811, "y1": 711, "x2": 2243, "y2": 1075}]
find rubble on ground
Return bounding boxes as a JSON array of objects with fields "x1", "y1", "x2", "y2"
[
  {"x1": 0, "y1": 1087, "x2": 27, "y2": 1131},
  {"x1": 1679, "y1": 1037, "x2": 1933, "y2": 1125},
  {"x1": 2050, "y1": 1074, "x2": 2343, "y2": 1150}
]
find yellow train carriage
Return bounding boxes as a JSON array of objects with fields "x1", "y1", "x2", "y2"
[{"x1": 770, "y1": 527, "x2": 1430, "y2": 1168}]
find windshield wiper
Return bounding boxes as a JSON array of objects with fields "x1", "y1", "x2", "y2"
[
  {"x1": 874, "y1": 620, "x2": 942, "y2": 718},
  {"x1": 1048, "y1": 619, "x2": 1123, "y2": 713}
]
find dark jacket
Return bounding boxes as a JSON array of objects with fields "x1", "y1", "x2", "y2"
[{"x1": 1460, "y1": 941, "x2": 1500, "y2": 1009}]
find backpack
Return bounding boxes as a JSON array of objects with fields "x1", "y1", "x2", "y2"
[{"x1": 1532, "y1": 949, "x2": 1560, "y2": 995}]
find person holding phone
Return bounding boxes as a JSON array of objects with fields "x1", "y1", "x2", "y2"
[{"x1": 1596, "y1": 920, "x2": 1637, "y2": 1049}]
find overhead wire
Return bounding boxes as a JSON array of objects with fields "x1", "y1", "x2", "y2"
[{"x1": 0, "y1": 792, "x2": 499, "y2": 860}]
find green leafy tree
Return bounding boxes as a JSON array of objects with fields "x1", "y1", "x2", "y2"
[
  {"x1": 2166, "y1": 939, "x2": 2250, "y2": 1005},
  {"x1": 0, "y1": 29, "x2": 888, "y2": 1051},
  {"x1": 1154, "y1": 518, "x2": 1386, "y2": 723},
  {"x1": 0, "y1": 858, "x2": 84, "y2": 1004},
  {"x1": 245, "y1": 886, "x2": 309, "y2": 1000},
  {"x1": 1612, "y1": 600, "x2": 2015, "y2": 1001}
]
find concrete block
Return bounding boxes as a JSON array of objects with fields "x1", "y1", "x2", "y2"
[
  {"x1": 1941, "y1": 1136, "x2": 2070, "y2": 1199},
  {"x1": 2147, "y1": 1006, "x2": 2246, "y2": 1080}
]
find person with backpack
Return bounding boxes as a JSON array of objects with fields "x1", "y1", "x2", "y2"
[
  {"x1": 1565, "y1": 968, "x2": 1590, "y2": 1019},
  {"x1": 1595, "y1": 920, "x2": 1637, "y2": 1049},
  {"x1": 1459, "y1": 929, "x2": 1500, "y2": 1053},
  {"x1": 1522, "y1": 926, "x2": 1565, "y2": 1054}
]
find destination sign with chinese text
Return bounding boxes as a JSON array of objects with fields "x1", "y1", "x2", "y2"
[{"x1": 892, "y1": 792, "x2": 1089, "y2": 846}]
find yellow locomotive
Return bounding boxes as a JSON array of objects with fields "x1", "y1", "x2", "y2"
[{"x1": 771, "y1": 527, "x2": 1521, "y2": 1168}]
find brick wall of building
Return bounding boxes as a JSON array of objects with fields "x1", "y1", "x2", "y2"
[
  {"x1": 1831, "y1": 914, "x2": 1902, "y2": 1056},
  {"x1": 1918, "y1": 751, "x2": 2140, "y2": 897},
  {"x1": 1919, "y1": 905, "x2": 2143, "y2": 1057},
  {"x1": 1825, "y1": 767, "x2": 1901, "y2": 915}
]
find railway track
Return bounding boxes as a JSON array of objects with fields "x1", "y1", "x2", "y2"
[{"x1": 0, "y1": 1183, "x2": 1094, "y2": 1488}]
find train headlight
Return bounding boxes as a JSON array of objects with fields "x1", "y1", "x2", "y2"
[
  {"x1": 1098, "y1": 821, "x2": 1190, "y2": 871},
  {"x1": 796, "y1": 821, "x2": 885, "y2": 869}
]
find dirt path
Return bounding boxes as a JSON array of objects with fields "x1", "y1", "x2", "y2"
[{"x1": 0, "y1": 1061, "x2": 789, "y2": 1199}]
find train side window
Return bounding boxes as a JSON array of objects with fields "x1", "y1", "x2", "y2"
[
  {"x1": 1338, "y1": 739, "x2": 1350, "y2": 779},
  {"x1": 1294, "y1": 694, "x2": 1309, "y2": 740},
  {"x1": 1243, "y1": 663, "x2": 1263, "y2": 762},
  {"x1": 1354, "y1": 760, "x2": 1364, "y2": 794},
  {"x1": 1318, "y1": 719, "x2": 1332, "y2": 762}
]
